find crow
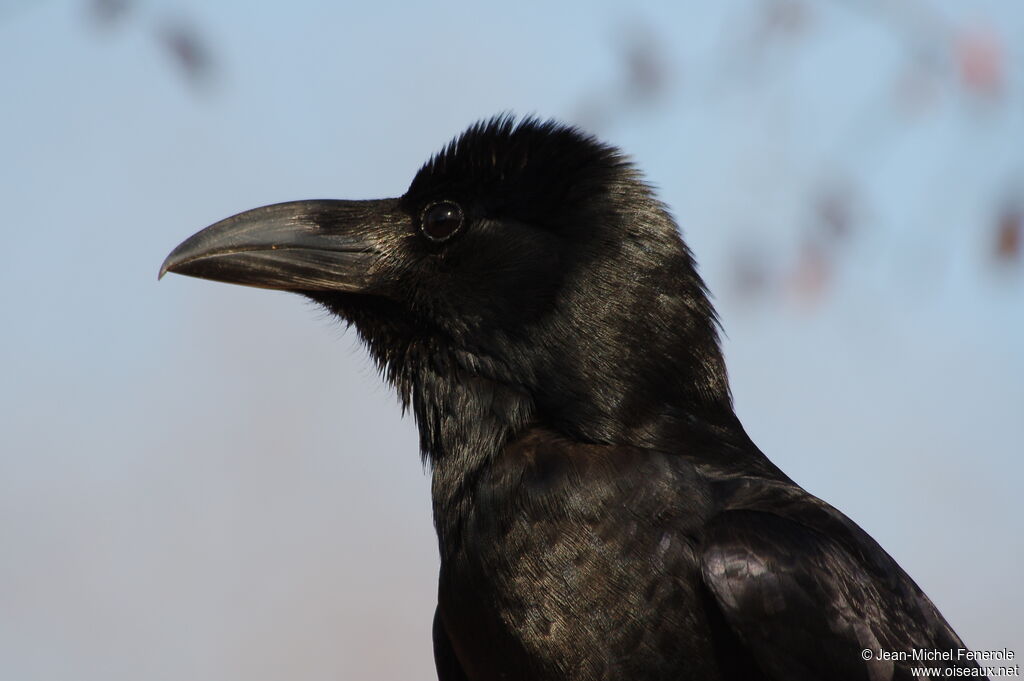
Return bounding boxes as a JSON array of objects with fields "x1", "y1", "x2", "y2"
[{"x1": 161, "y1": 116, "x2": 983, "y2": 681}]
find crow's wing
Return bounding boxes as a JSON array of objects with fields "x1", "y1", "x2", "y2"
[
  {"x1": 433, "y1": 606, "x2": 470, "y2": 681},
  {"x1": 700, "y1": 509, "x2": 979, "y2": 681}
]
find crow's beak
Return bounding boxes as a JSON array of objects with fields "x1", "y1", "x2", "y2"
[{"x1": 160, "y1": 199, "x2": 400, "y2": 293}]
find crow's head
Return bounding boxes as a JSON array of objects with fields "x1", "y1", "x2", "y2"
[{"x1": 162, "y1": 116, "x2": 732, "y2": 460}]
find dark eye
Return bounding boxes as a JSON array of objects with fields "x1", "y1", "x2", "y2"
[{"x1": 420, "y1": 201, "x2": 464, "y2": 242}]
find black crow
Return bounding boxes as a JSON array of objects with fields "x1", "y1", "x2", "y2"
[{"x1": 161, "y1": 116, "x2": 983, "y2": 681}]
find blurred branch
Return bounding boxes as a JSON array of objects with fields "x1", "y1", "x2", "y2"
[
  {"x1": 88, "y1": 0, "x2": 132, "y2": 28},
  {"x1": 82, "y1": 0, "x2": 216, "y2": 91},
  {"x1": 156, "y1": 16, "x2": 215, "y2": 88},
  {"x1": 573, "y1": 22, "x2": 673, "y2": 130},
  {"x1": 583, "y1": 1, "x2": 1020, "y2": 310},
  {"x1": 995, "y1": 205, "x2": 1022, "y2": 265}
]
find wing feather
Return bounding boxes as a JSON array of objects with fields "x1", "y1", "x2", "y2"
[{"x1": 700, "y1": 510, "x2": 979, "y2": 681}]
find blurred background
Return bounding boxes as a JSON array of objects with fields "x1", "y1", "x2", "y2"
[{"x1": 2, "y1": 1, "x2": 1022, "y2": 679}]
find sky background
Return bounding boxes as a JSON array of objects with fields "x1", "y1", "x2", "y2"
[{"x1": 1, "y1": 1, "x2": 1022, "y2": 679}]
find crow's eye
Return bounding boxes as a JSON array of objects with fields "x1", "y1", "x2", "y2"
[{"x1": 420, "y1": 201, "x2": 464, "y2": 242}]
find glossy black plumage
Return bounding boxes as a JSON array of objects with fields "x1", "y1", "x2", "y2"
[{"x1": 162, "y1": 116, "x2": 983, "y2": 680}]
